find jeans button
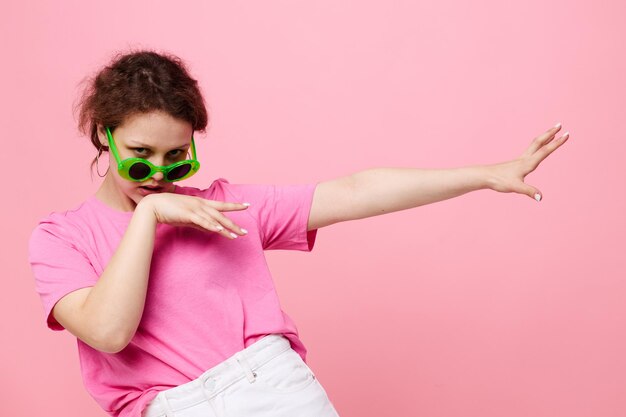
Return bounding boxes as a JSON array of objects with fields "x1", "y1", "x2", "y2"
[{"x1": 203, "y1": 378, "x2": 216, "y2": 391}]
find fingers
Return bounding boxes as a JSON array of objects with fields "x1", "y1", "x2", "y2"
[
  {"x1": 530, "y1": 187, "x2": 543, "y2": 202},
  {"x1": 200, "y1": 203, "x2": 250, "y2": 239},
  {"x1": 532, "y1": 130, "x2": 570, "y2": 165},
  {"x1": 193, "y1": 213, "x2": 247, "y2": 239},
  {"x1": 188, "y1": 213, "x2": 232, "y2": 237},
  {"x1": 211, "y1": 201, "x2": 251, "y2": 211},
  {"x1": 524, "y1": 122, "x2": 562, "y2": 156},
  {"x1": 506, "y1": 177, "x2": 544, "y2": 202},
  {"x1": 151, "y1": 195, "x2": 252, "y2": 238},
  {"x1": 200, "y1": 200, "x2": 250, "y2": 239}
]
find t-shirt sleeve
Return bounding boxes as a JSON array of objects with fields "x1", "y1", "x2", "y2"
[
  {"x1": 27, "y1": 217, "x2": 99, "y2": 331},
  {"x1": 219, "y1": 180, "x2": 319, "y2": 251}
]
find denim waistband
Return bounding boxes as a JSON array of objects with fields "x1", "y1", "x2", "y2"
[{"x1": 142, "y1": 334, "x2": 292, "y2": 417}]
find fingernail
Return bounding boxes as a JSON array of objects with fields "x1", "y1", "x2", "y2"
[
  {"x1": 216, "y1": 225, "x2": 224, "y2": 231},
  {"x1": 241, "y1": 228, "x2": 248, "y2": 234},
  {"x1": 242, "y1": 202, "x2": 251, "y2": 207},
  {"x1": 554, "y1": 122, "x2": 562, "y2": 129},
  {"x1": 230, "y1": 232, "x2": 238, "y2": 238},
  {"x1": 563, "y1": 131, "x2": 569, "y2": 137},
  {"x1": 534, "y1": 193, "x2": 542, "y2": 202}
]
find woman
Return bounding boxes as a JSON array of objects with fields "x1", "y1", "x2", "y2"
[{"x1": 28, "y1": 50, "x2": 569, "y2": 417}]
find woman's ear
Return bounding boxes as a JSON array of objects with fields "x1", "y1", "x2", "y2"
[{"x1": 96, "y1": 124, "x2": 107, "y2": 148}]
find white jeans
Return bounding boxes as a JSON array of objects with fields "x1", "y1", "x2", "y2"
[{"x1": 142, "y1": 334, "x2": 340, "y2": 417}]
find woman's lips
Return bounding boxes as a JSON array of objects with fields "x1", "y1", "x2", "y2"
[{"x1": 138, "y1": 186, "x2": 164, "y2": 195}]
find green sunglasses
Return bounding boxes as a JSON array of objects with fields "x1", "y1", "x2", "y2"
[{"x1": 105, "y1": 126, "x2": 201, "y2": 182}]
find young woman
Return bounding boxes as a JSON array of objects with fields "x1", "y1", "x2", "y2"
[{"x1": 28, "y1": 50, "x2": 569, "y2": 417}]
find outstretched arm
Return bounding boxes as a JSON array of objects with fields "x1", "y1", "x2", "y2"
[{"x1": 308, "y1": 123, "x2": 569, "y2": 231}]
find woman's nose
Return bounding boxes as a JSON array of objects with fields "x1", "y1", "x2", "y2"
[{"x1": 151, "y1": 170, "x2": 165, "y2": 181}]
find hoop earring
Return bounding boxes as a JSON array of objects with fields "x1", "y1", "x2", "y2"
[{"x1": 96, "y1": 148, "x2": 110, "y2": 177}]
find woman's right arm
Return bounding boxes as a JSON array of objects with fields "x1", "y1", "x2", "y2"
[{"x1": 51, "y1": 194, "x2": 249, "y2": 354}]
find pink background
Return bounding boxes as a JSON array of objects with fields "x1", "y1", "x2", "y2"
[{"x1": 2, "y1": 1, "x2": 625, "y2": 416}]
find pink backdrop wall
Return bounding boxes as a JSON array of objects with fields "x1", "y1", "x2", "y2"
[{"x1": 2, "y1": 1, "x2": 624, "y2": 416}]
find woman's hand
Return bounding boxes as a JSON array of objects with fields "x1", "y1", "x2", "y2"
[
  {"x1": 484, "y1": 123, "x2": 570, "y2": 201},
  {"x1": 139, "y1": 193, "x2": 250, "y2": 239}
]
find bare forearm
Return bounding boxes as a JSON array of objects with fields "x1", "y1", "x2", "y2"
[
  {"x1": 81, "y1": 200, "x2": 157, "y2": 350},
  {"x1": 310, "y1": 125, "x2": 567, "y2": 230},
  {"x1": 348, "y1": 165, "x2": 491, "y2": 220}
]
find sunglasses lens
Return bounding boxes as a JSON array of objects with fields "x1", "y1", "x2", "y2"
[
  {"x1": 129, "y1": 162, "x2": 151, "y2": 180},
  {"x1": 166, "y1": 163, "x2": 192, "y2": 181}
]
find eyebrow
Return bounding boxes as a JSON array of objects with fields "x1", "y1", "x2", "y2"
[{"x1": 127, "y1": 142, "x2": 189, "y2": 150}]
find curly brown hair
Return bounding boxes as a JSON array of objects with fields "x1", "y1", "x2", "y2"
[{"x1": 75, "y1": 49, "x2": 209, "y2": 174}]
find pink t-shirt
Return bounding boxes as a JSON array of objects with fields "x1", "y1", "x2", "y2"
[{"x1": 28, "y1": 178, "x2": 319, "y2": 417}]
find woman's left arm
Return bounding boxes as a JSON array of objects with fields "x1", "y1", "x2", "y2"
[{"x1": 308, "y1": 123, "x2": 569, "y2": 231}]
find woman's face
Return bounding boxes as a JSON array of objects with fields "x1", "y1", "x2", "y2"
[{"x1": 96, "y1": 110, "x2": 194, "y2": 210}]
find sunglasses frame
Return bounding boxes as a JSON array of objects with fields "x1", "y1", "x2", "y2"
[{"x1": 105, "y1": 126, "x2": 201, "y2": 182}]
